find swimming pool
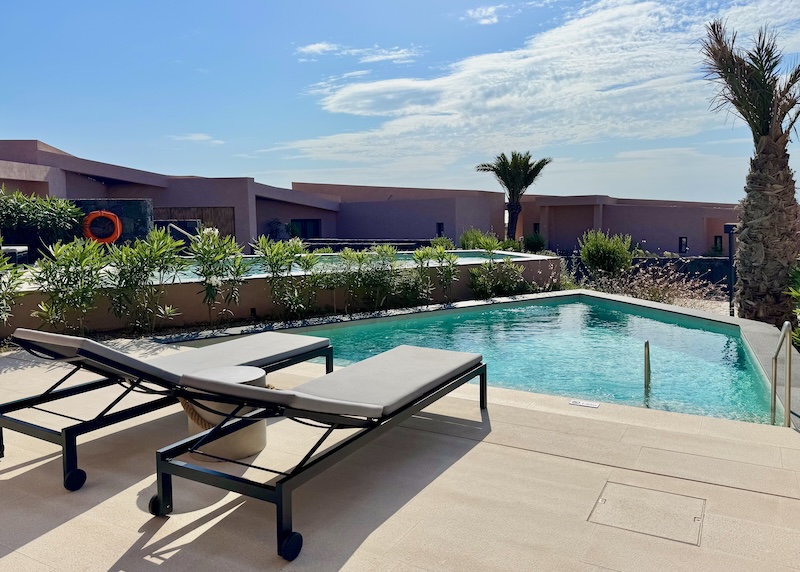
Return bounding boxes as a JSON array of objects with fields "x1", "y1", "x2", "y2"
[{"x1": 299, "y1": 297, "x2": 773, "y2": 423}]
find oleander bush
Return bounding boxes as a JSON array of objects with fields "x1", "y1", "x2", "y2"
[
  {"x1": 106, "y1": 228, "x2": 186, "y2": 333},
  {"x1": 189, "y1": 227, "x2": 246, "y2": 323},
  {"x1": 0, "y1": 239, "x2": 24, "y2": 324},
  {"x1": 469, "y1": 258, "x2": 532, "y2": 299},
  {"x1": 432, "y1": 246, "x2": 459, "y2": 303},
  {"x1": 30, "y1": 238, "x2": 106, "y2": 334},
  {"x1": 360, "y1": 244, "x2": 400, "y2": 311}
]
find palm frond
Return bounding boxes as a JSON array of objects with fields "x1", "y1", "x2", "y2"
[
  {"x1": 476, "y1": 152, "x2": 552, "y2": 202},
  {"x1": 777, "y1": 63, "x2": 800, "y2": 135},
  {"x1": 702, "y1": 19, "x2": 800, "y2": 145}
]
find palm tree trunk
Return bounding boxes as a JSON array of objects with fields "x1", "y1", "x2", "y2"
[
  {"x1": 507, "y1": 201, "x2": 522, "y2": 241},
  {"x1": 735, "y1": 134, "x2": 799, "y2": 327}
]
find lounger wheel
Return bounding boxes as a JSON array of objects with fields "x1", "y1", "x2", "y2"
[
  {"x1": 148, "y1": 495, "x2": 168, "y2": 517},
  {"x1": 278, "y1": 532, "x2": 303, "y2": 561},
  {"x1": 64, "y1": 469, "x2": 87, "y2": 491}
]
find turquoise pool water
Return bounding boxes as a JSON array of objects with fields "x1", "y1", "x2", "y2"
[{"x1": 300, "y1": 298, "x2": 772, "y2": 423}]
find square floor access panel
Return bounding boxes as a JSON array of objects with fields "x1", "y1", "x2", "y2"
[{"x1": 588, "y1": 482, "x2": 705, "y2": 545}]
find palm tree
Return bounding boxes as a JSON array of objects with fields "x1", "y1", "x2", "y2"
[
  {"x1": 476, "y1": 151, "x2": 552, "y2": 241},
  {"x1": 702, "y1": 20, "x2": 800, "y2": 327}
]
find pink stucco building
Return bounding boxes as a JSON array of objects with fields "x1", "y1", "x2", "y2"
[
  {"x1": 519, "y1": 194, "x2": 738, "y2": 256},
  {"x1": 0, "y1": 140, "x2": 739, "y2": 255}
]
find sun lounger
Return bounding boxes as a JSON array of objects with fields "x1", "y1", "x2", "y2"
[
  {"x1": 148, "y1": 345, "x2": 487, "y2": 561},
  {"x1": 1, "y1": 328, "x2": 333, "y2": 491}
]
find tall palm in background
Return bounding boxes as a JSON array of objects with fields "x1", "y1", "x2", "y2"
[
  {"x1": 702, "y1": 20, "x2": 800, "y2": 327},
  {"x1": 476, "y1": 151, "x2": 552, "y2": 241}
]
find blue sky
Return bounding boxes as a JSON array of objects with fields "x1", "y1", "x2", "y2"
[{"x1": 3, "y1": 0, "x2": 799, "y2": 203}]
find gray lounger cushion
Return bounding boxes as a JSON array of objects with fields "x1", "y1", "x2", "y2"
[
  {"x1": 11, "y1": 329, "x2": 330, "y2": 385},
  {"x1": 179, "y1": 345, "x2": 482, "y2": 419}
]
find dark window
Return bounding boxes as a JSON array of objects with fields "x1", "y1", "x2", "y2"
[
  {"x1": 714, "y1": 235, "x2": 723, "y2": 252},
  {"x1": 679, "y1": 236, "x2": 688, "y2": 254},
  {"x1": 290, "y1": 219, "x2": 321, "y2": 239},
  {"x1": 436, "y1": 222, "x2": 444, "y2": 237},
  {"x1": 533, "y1": 223, "x2": 541, "y2": 234}
]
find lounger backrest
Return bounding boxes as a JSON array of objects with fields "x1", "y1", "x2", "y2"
[
  {"x1": 146, "y1": 331, "x2": 330, "y2": 375},
  {"x1": 11, "y1": 328, "x2": 182, "y2": 385}
]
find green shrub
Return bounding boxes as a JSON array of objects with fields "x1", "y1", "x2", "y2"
[
  {"x1": 0, "y1": 239, "x2": 24, "y2": 324},
  {"x1": 30, "y1": 238, "x2": 107, "y2": 334},
  {"x1": 0, "y1": 187, "x2": 83, "y2": 252},
  {"x1": 468, "y1": 258, "x2": 531, "y2": 299},
  {"x1": 312, "y1": 247, "x2": 334, "y2": 254},
  {"x1": 189, "y1": 227, "x2": 246, "y2": 323},
  {"x1": 337, "y1": 248, "x2": 371, "y2": 313},
  {"x1": 477, "y1": 234, "x2": 501, "y2": 259},
  {"x1": 430, "y1": 236, "x2": 455, "y2": 250},
  {"x1": 252, "y1": 236, "x2": 303, "y2": 277},
  {"x1": 252, "y1": 236, "x2": 317, "y2": 319},
  {"x1": 410, "y1": 247, "x2": 435, "y2": 305},
  {"x1": 460, "y1": 228, "x2": 496, "y2": 250},
  {"x1": 578, "y1": 229, "x2": 633, "y2": 276},
  {"x1": 361, "y1": 245, "x2": 400, "y2": 311},
  {"x1": 106, "y1": 228, "x2": 186, "y2": 333},
  {"x1": 390, "y1": 269, "x2": 431, "y2": 308},
  {"x1": 523, "y1": 232, "x2": 546, "y2": 253},
  {"x1": 788, "y1": 266, "x2": 800, "y2": 347},
  {"x1": 498, "y1": 239, "x2": 521, "y2": 252},
  {"x1": 432, "y1": 246, "x2": 459, "y2": 303}
]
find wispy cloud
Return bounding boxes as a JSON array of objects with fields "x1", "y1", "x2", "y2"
[
  {"x1": 278, "y1": 0, "x2": 800, "y2": 172},
  {"x1": 305, "y1": 70, "x2": 373, "y2": 97},
  {"x1": 295, "y1": 42, "x2": 422, "y2": 64},
  {"x1": 462, "y1": 1, "x2": 556, "y2": 26},
  {"x1": 296, "y1": 41, "x2": 340, "y2": 55},
  {"x1": 464, "y1": 5, "x2": 507, "y2": 25},
  {"x1": 346, "y1": 47, "x2": 420, "y2": 64},
  {"x1": 342, "y1": 70, "x2": 371, "y2": 79},
  {"x1": 169, "y1": 133, "x2": 225, "y2": 145}
]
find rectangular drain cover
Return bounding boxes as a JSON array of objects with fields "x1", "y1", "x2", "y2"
[
  {"x1": 588, "y1": 482, "x2": 705, "y2": 545},
  {"x1": 569, "y1": 399, "x2": 599, "y2": 408}
]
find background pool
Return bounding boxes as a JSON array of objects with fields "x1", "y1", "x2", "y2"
[
  {"x1": 176, "y1": 250, "x2": 535, "y2": 281},
  {"x1": 301, "y1": 299, "x2": 773, "y2": 423}
]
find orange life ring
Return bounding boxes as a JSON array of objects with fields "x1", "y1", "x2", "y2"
[{"x1": 82, "y1": 210, "x2": 122, "y2": 244}]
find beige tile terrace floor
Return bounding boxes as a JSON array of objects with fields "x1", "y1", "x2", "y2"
[{"x1": 2, "y1": 341, "x2": 800, "y2": 572}]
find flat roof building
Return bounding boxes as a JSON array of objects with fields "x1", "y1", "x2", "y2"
[{"x1": 0, "y1": 140, "x2": 739, "y2": 256}]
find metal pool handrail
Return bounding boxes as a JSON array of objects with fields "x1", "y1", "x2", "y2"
[
  {"x1": 771, "y1": 321, "x2": 793, "y2": 427},
  {"x1": 644, "y1": 340, "x2": 651, "y2": 407}
]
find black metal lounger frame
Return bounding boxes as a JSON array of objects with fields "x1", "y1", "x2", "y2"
[
  {"x1": 149, "y1": 362, "x2": 487, "y2": 561},
  {"x1": 0, "y1": 341, "x2": 334, "y2": 491}
]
